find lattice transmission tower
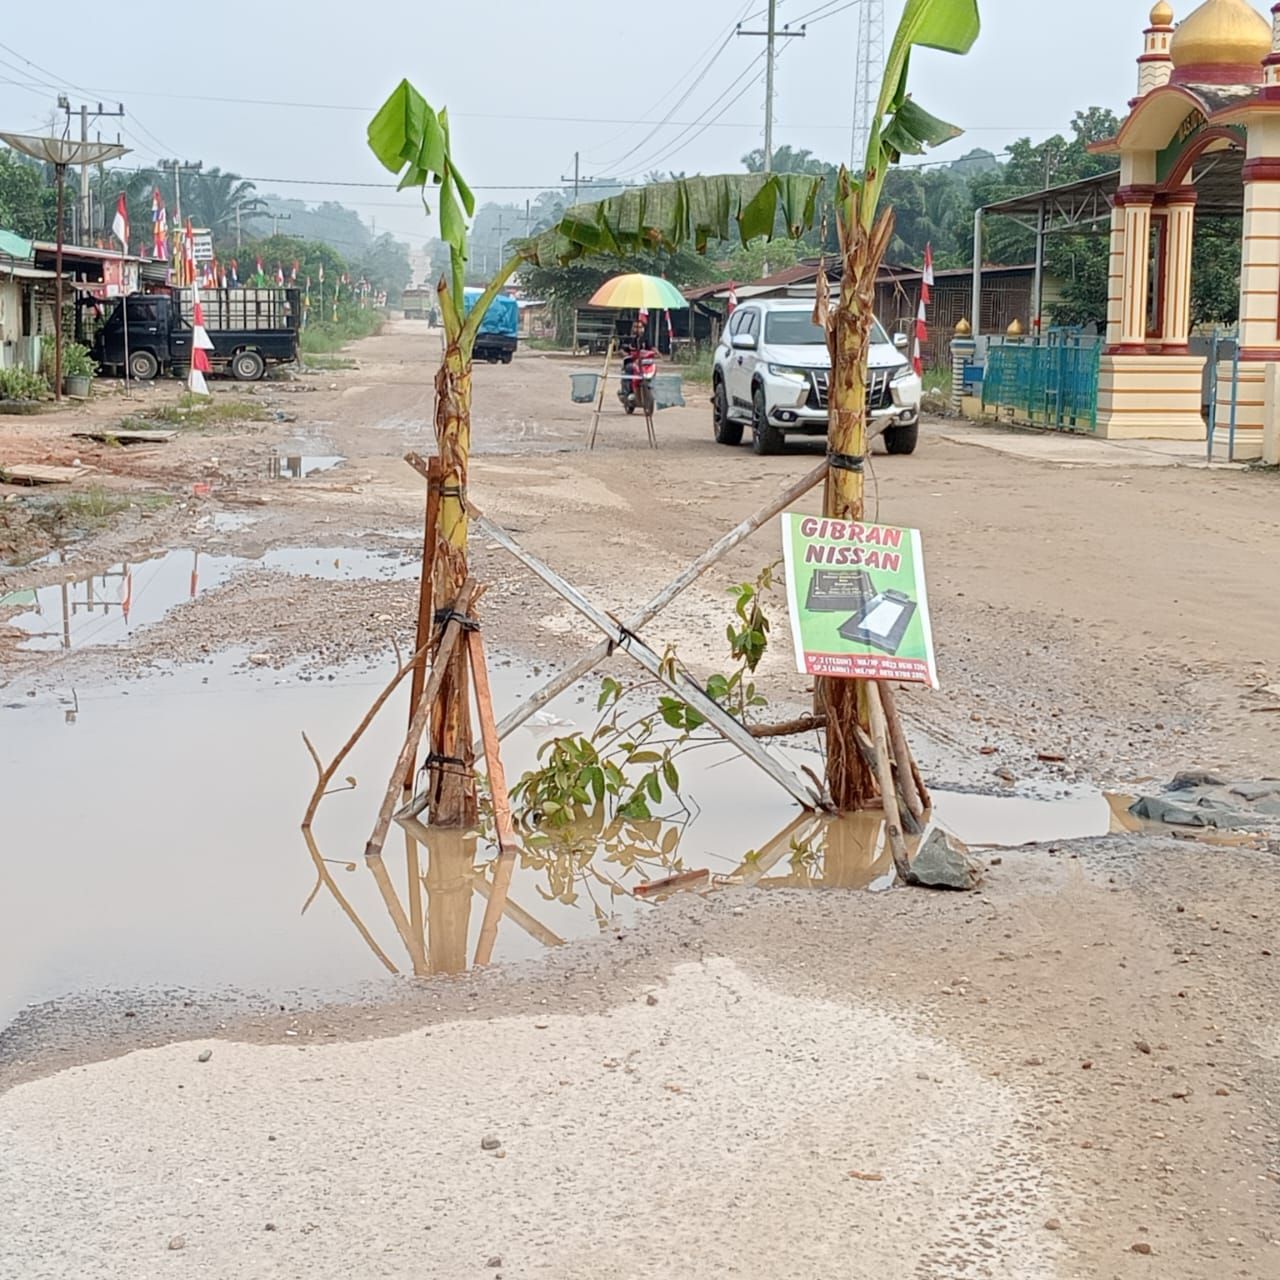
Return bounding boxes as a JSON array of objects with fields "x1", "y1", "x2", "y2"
[{"x1": 850, "y1": 0, "x2": 886, "y2": 170}]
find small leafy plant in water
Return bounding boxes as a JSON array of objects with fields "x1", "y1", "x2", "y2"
[{"x1": 510, "y1": 563, "x2": 781, "y2": 842}]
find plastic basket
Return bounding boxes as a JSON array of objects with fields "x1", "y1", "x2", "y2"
[
  {"x1": 652, "y1": 374, "x2": 685, "y2": 410},
  {"x1": 569, "y1": 372, "x2": 599, "y2": 404}
]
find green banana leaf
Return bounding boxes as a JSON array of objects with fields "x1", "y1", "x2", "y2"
[
  {"x1": 368, "y1": 80, "x2": 475, "y2": 302},
  {"x1": 518, "y1": 172, "x2": 822, "y2": 268}
]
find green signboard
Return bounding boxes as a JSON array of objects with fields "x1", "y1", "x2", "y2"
[{"x1": 780, "y1": 513, "x2": 938, "y2": 687}]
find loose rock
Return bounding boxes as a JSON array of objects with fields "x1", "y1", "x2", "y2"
[
  {"x1": 480, "y1": 1135, "x2": 501, "y2": 1151},
  {"x1": 908, "y1": 830, "x2": 980, "y2": 892},
  {"x1": 197, "y1": 1049, "x2": 212, "y2": 1063},
  {"x1": 168, "y1": 1236, "x2": 185, "y2": 1251},
  {"x1": 1130, "y1": 1241, "x2": 1153, "y2": 1255}
]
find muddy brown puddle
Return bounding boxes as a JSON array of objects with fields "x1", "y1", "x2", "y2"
[
  {"x1": 2, "y1": 653, "x2": 1139, "y2": 1028},
  {"x1": 2, "y1": 545, "x2": 420, "y2": 650}
]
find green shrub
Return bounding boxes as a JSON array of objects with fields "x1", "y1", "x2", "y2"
[
  {"x1": 0, "y1": 366, "x2": 50, "y2": 400},
  {"x1": 62, "y1": 342, "x2": 97, "y2": 379}
]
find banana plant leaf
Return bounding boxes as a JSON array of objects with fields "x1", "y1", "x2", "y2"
[
  {"x1": 368, "y1": 80, "x2": 475, "y2": 303},
  {"x1": 518, "y1": 172, "x2": 823, "y2": 268}
]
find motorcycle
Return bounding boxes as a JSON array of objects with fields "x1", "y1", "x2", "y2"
[{"x1": 617, "y1": 343, "x2": 657, "y2": 415}]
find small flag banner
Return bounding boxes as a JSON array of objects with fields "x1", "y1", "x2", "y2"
[
  {"x1": 186, "y1": 220, "x2": 214, "y2": 396},
  {"x1": 152, "y1": 189, "x2": 168, "y2": 261},
  {"x1": 913, "y1": 243, "x2": 933, "y2": 378},
  {"x1": 112, "y1": 194, "x2": 129, "y2": 252}
]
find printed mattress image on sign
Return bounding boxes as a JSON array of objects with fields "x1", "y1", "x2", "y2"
[{"x1": 837, "y1": 589, "x2": 918, "y2": 654}]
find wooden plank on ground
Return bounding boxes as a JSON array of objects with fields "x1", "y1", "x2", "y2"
[
  {"x1": 1, "y1": 463, "x2": 95, "y2": 486},
  {"x1": 72, "y1": 428, "x2": 177, "y2": 445}
]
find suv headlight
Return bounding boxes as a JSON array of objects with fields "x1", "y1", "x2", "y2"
[
  {"x1": 767, "y1": 364, "x2": 810, "y2": 381},
  {"x1": 890, "y1": 363, "x2": 914, "y2": 383}
]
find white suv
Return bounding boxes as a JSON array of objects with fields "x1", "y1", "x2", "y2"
[{"x1": 711, "y1": 298, "x2": 922, "y2": 455}]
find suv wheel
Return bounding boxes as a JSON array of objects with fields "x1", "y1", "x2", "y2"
[
  {"x1": 712, "y1": 378, "x2": 743, "y2": 446},
  {"x1": 884, "y1": 421, "x2": 919, "y2": 455},
  {"x1": 751, "y1": 385, "x2": 784, "y2": 455}
]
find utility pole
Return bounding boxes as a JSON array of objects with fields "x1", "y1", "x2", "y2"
[
  {"x1": 61, "y1": 98, "x2": 125, "y2": 241},
  {"x1": 164, "y1": 159, "x2": 202, "y2": 230},
  {"x1": 738, "y1": 1, "x2": 805, "y2": 173},
  {"x1": 560, "y1": 152, "x2": 594, "y2": 204},
  {"x1": 493, "y1": 212, "x2": 508, "y2": 273},
  {"x1": 271, "y1": 211, "x2": 292, "y2": 238}
]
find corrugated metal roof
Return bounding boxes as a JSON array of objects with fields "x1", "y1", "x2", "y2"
[{"x1": 0, "y1": 229, "x2": 33, "y2": 260}]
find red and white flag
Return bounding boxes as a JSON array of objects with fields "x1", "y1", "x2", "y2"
[
  {"x1": 187, "y1": 220, "x2": 214, "y2": 396},
  {"x1": 151, "y1": 189, "x2": 168, "y2": 260},
  {"x1": 275, "y1": 263, "x2": 285, "y2": 286},
  {"x1": 726, "y1": 281, "x2": 738, "y2": 315},
  {"x1": 112, "y1": 194, "x2": 129, "y2": 252},
  {"x1": 913, "y1": 242, "x2": 933, "y2": 377}
]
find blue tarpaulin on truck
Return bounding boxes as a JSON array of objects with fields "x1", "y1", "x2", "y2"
[{"x1": 462, "y1": 288, "x2": 519, "y2": 339}]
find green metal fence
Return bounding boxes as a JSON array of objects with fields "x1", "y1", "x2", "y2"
[{"x1": 982, "y1": 332, "x2": 1101, "y2": 432}]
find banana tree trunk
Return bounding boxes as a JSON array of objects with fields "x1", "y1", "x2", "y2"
[
  {"x1": 818, "y1": 204, "x2": 895, "y2": 811},
  {"x1": 426, "y1": 328, "x2": 479, "y2": 828}
]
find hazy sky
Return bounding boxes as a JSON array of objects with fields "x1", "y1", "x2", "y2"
[{"x1": 0, "y1": 0, "x2": 1169, "y2": 248}]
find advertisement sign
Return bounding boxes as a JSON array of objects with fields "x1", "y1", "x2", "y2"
[
  {"x1": 781, "y1": 513, "x2": 938, "y2": 687},
  {"x1": 191, "y1": 230, "x2": 214, "y2": 262}
]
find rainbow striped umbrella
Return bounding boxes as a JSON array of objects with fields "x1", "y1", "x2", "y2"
[{"x1": 588, "y1": 273, "x2": 688, "y2": 310}]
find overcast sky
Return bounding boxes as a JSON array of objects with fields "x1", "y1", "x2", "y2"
[{"x1": 1, "y1": 0, "x2": 1163, "y2": 248}]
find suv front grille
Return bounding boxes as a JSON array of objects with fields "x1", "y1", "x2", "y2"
[{"x1": 806, "y1": 368, "x2": 893, "y2": 413}]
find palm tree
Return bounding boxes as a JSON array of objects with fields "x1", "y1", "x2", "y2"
[{"x1": 184, "y1": 169, "x2": 265, "y2": 246}]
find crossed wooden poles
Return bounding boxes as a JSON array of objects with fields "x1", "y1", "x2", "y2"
[{"x1": 300, "y1": 451, "x2": 932, "y2": 973}]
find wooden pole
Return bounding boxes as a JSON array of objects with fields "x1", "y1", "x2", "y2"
[
  {"x1": 466, "y1": 628, "x2": 516, "y2": 852},
  {"x1": 878, "y1": 682, "x2": 927, "y2": 818},
  {"x1": 489, "y1": 460, "x2": 829, "y2": 743},
  {"x1": 365, "y1": 579, "x2": 480, "y2": 861},
  {"x1": 866, "y1": 681, "x2": 911, "y2": 883},
  {"x1": 403, "y1": 455, "x2": 442, "y2": 793},
  {"x1": 588, "y1": 337, "x2": 614, "y2": 450},
  {"x1": 474, "y1": 514, "x2": 823, "y2": 810}
]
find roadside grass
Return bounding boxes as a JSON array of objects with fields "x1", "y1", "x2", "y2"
[
  {"x1": 120, "y1": 394, "x2": 270, "y2": 431},
  {"x1": 677, "y1": 349, "x2": 715, "y2": 386},
  {"x1": 922, "y1": 366, "x2": 950, "y2": 394},
  {"x1": 299, "y1": 310, "x2": 384, "y2": 356},
  {"x1": 1, "y1": 487, "x2": 172, "y2": 563},
  {"x1": 302, "y1": 354, "x2": 357, "y2": 371},
  {"x1": 526, "y1": 337, "x2": 569, "y2": 353}
]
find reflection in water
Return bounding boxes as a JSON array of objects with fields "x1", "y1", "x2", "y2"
[
  {"x1": 307, "y1": 785, "x2": 1155, "y2": 977},
  {"x1": 267, "y1": 453, "x2": 345, "y2": 480}
]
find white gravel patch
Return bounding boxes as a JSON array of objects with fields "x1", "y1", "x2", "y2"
[{"x1": 1, "y1": 959, "x2": 1056, "y2": 1278}]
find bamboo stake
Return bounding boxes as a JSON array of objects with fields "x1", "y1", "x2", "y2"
[
  {"x1": 364, "y1": 579, "x2": 480, "y2": 862},
  {"x1": 587, "y1": 338, "x2": 615, "y2": 450},
  {"x1": 865, "y1": 681, "x2": 911, "y2": 883},
  {"x1": 487, "y1": 460, "x2": 830, "y2": 744},
  {"x1": 403, "y1": 455, "x2": 442, "y2": 793},
  {"x1": 300, "y1": 637, "x2": 435, "y2": 831},
  {"x1": 466, "y1": 628, "x2": 516, "y2": 852},
  {"x1": 879, "y1": 682, "x2": 928, "y2": 817}
]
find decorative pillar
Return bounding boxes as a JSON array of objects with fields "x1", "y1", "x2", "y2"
[
  {"x1": 1096, "y1": 174, "x2": 1205, "y2": 445},
  {"x1": 950, "y1": 318, "x2": 975, "y2": 416},
  {"x1": 1157, "y1": 187, "x2": 1197, "y2": 352},
  {"x1": 1209, "y1": 5, "x2": 1280, "y2": 459},
  {"x1": 1109, "y1": 186, "x2": 1156, "y2": 354},
  {"x1": 1135, "y1": 3, "x2": 1176, "y2": 102}
]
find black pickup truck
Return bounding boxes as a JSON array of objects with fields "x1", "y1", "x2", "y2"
[{"x1": 88, "y1": 287, "x2": 300, "y2": 382}]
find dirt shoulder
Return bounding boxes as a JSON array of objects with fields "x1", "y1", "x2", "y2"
[{"x1": 3, "y1": 836, "x2": 1277, "y2": 1278}]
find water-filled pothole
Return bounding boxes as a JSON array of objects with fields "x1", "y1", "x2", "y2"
[
  {"x1": 2, "y1": 654, "x2": 1141, "y2": 1024},
  {"x1": 2, "y1": 545, "x2": 420, "y2": 649},
  {"x1": 267, "y1": 453, "x2": 345, "y2": 479}
]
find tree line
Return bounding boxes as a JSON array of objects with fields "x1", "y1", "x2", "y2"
[
  {"x1": 487, "y1": 105, "x2": 1241, "y2": 338},
  {"x1": 0, "y1": 148, "x2": 413, "y2": 303}
]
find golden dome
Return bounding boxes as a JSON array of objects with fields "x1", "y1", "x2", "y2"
[
  {"x1": 1170, "y1": 0, "x2": 1270, "y2": 70},
  {"x1": 1150, "y1": 1, "x2": 1174, "y2": 24}
]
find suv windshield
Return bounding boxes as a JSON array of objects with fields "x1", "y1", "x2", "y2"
[{"x1": 764, "y1": 310, "x2": 890, "y2": 346}]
